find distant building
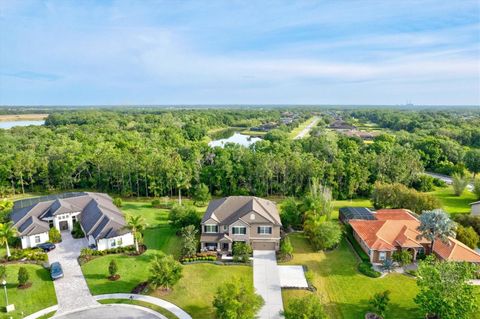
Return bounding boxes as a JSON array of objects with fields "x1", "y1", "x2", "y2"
[
  {"x1": 471, "y1": 201, "x2": 480, "y2": 216},
  {"x1": 328, "y1": 120, "x2": 356, "y2": 130}
]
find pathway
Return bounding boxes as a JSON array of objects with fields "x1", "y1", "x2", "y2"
[
  {"x1": 48, "y1": 231, "x2": 98, "y2": 314},
  {"x1": 253, "y1": 250, "x2": 284, "y2": 319},
  {"x1": 293, "y1": 116, "x2": 319, "y2": 139},
  {"x1": 53, "y1": 304, "x2": 165, "y2": 319}
]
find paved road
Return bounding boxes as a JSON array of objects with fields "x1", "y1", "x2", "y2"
[
  {"x1": 48, "y1": 231, "x2": 98, "y2": 314},
  {"x1": 53, "y1": 304, "x2": 165, "y2": 319},
  {"x1": 425, "y1": 172, "x2": 474, "y2": 191},
  {"x1": 253, "y1": 250, "x2": 284, "y2": 319},
  {"x1": 293, "y1": 116, "x2": 319, "y2": 139}
]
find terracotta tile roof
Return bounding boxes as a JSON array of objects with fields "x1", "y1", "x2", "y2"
[
  {"x1": 433, "y1": 237, "x2": 480, "y2": 263},
  {"x1": 374, "y1": 209, "x2": 417, "y2": 221},
  {"x1": 350, "y1": 208, "x2": 480, "y2": 263}
]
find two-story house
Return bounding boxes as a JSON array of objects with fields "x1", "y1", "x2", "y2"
[{"x1": 200, "y1": 196, "x2": 282, "y2": 252}]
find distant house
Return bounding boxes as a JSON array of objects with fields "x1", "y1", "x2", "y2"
[
  {"x1": 471, "y1": 201, "x2": 480, "y2": 216},
  {"x1": 346, "y1": 208, "x2": 480, "y2": 264},
  {"x1": 328, "y1": 120, "x2": 356, "y2": 130},
  {"x1": 11, "y1": 192, "x2": 134, "y2": 251},
  {"x1": 200, "y1": 196, "x2": 282, "y2": 252}
]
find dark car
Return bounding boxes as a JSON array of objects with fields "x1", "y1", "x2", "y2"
[
  {"x1": 50, "y1": 262, "x2": 64, "y2": 280},
  {"x1": 37, "y1": 242, "x2": 56, "y2": 252}
]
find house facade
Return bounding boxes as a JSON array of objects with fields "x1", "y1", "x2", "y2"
[
  {"x1": 347, "y1": 208, "x2": 480, "y2": 264},
  {"x1": 11, "y1": 192, "x2": 134, "y2": 251},
  {"x1": 200, "y1": 196, "x2": 282, "y2": 252}
]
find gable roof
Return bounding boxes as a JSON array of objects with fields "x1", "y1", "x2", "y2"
[
  {"x1": 202, "y1": 196, "x2": 281, "y2": 226},
  {"x1": 11, "y1": 192, "x2": 129, "y2": 240},
  {"x1": 434, "y1": 237, "x2": 480, "y2": 263}
]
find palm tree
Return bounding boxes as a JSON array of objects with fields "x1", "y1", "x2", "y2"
[
  {"x1": 124, "y1": 215, "x2": 146, "y2": 253},
  {"x1": 0, "y1": 222, "x2": 18, "y2": 258},
  {"x1": 416, "y1": 209, "x2": 456, "y2": 254}
]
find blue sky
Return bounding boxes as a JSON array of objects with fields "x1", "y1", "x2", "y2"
[{"x1": 0, "y1": 0, "x2": 479, "y2": 106}]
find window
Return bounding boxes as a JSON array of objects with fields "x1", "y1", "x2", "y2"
[
  {"x1": 117, "y1": 237, "x2": 123, "y2": 246},
  {"x1": 48, "y1": 220, "x2": 54, "y2": 228},
  {"x1": 258, "y1": 226, "x2": 272, "y2": 235},
  {"x1": 204, "y1": 225, "x2": 218, "y2": 233},
  {"x1": 232, "y1": 226, "x2": 247, "y2": 235},
  {"x1": 111, "y1": 239, "x2": 116, "y2": 248},
  {"x1": 379, "y1": 251, "x2": 387, "y2": 261},
  {"x1": 72, "y1": 216, "x2": 77, "y2": 223},
  {"x1": 35, "y1": 236, "x2": 41, "y2": 243},
  {"x1": 223, "y1": 225, "x2": 228, "y2": 231}
]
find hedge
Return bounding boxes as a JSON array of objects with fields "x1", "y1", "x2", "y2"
[{"x1": 358, "y1": 261, "x2": 381, "y2": 278}]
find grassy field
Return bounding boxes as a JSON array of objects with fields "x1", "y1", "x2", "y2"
[
  {"x1": 0, "y1": 264, "x2": 57, "y2": 319},
  {"x1": 281, "y1": 233, "x2": 480, "y2": 319},
  {"x1": 428, "y1": 186, "x2": 477, "y2": 214},
  {"x1": 82, "y1": 200, "x2": 251, "y2": 319},
  {"x1": 0, "y1": 114, "x2": 48, "y2": 121},
  {"x1": 288, "y1": 116, "x2": 317, "y2": 139}
]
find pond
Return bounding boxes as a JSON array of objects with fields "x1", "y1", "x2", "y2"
[
  {"x1": 208, "y1": 132, "x2": 262, "y2": 148},
  {"x1": 0, "y1": 120, "x2": 45, "y2": 129}
]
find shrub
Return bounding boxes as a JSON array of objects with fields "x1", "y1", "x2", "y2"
[
  {"x1": 474, "y1": 178, "x2": 480, "y2": 200},
  {"x1": 345, "y1": 225, "x2": 370, "y2": 262},
  {"x1": 456, "y1": 225, "x2": 479, "y2": 249},
  {"x1": 113, "y1": 197, "x2": 123, "y2": 207},
  {"x1": 280, "y1": 237, "x2": 293, "y2": 260},
  {"x1": 71, "y1": 221, "x2": 85, "y2": 239},
  {"x1": 180, "y1": 225, "x2": 198, "y2": 258},
  {"x1": 452, "y1": 173, "x2": 468, "y2": 196},
  {"x1": 284, "y1": 295, "x2": 327, "y2": 319},
  {"x1": 392, "y1": 250, "x2": 413, "y2": 266},
  {"x1": 213, "y1": 278, "x2": 264, "y2": 319},
  {"x1": 410, "y1": 175, "x2": 435, "y2": 192},
  {"x1": 452, "y1": 214, "x2": 480, "y2": 237},
  {"x1": 233, "y1": 242, "x2": 252, "y2": 263},
  {"x1": 432, "y1": 177, "x2": 447, "y2": 188},
  {"x1": 18, "y1": 267, "x2": 29, "y2": 286},
  {"x1": 280, "y1": 198, "x2": 303, "y2": 230},
  {"x1": 372, "y1": 182, "x2": 441, "y2": 214},
  {"x1": 149, "y1": 252, "x2": 183, "y2": 290},
  {"x1": 369, "y1": 290, "x2": 390, "y2": 317},
  {"x1": 7, "y1": 248, "x2": 47, "y2": 262},
  {"x1": 358, "y1": 261, "x2": 381, "y2": 278},
  {"x1": 49, "y1": 227, "x2": 62, "y2": 243},
  {"x1": 108, "y1": 259, "x2": 118, "y2": 277},
  {"x1": 168, "y1": 205, "x2": 201, "y2": 230},
  {"x1": 151, "y1": 199, "x2": 161, "y2": 207},
  {"x1": 305, "y1": 220, "x2": 343, "y2": 250}
]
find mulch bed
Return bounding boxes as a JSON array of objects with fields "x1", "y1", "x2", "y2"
[
  {"x1": 131, "y1": 281, "x2": 149, "y2": 294},
  {"x1": 18, "y1": 283, "x2": 32, "y2": 289},
  {"x1": 108, "y1": 274, "x2": 120, "y2": 281}
]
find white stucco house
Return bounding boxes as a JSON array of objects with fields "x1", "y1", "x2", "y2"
[
  {"x1": 471, "y1": 201, "x2": 480, "y2": 216},
  {"x1": 11, "y1": 192, "x2": 134, "y2": 250}
]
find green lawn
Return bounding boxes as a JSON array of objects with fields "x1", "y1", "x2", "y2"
[
  {"x1": 428, "y1": 186, "x2": 477, "y2": 214},
  {"x1": 282, "y1": 233, "x2": 480, "y2": 319},
  {"x1": 82, "y1": 200, "x2": 251, "y2": 319},
  {"x1": 0, "y1": 264, "x2": 56, "y2": 319}
]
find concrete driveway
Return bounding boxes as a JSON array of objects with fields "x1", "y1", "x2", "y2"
[
  {"x1": 48, "y1": 231, "x2": 98, "y2": 314},
  {"x1": 253, "y1": 250, "x2": 284, "y2": 319}
]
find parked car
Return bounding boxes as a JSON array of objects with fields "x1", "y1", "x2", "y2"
[
  {"x1": 50, "y1": 262, "x2": 64, "y2": 280},
  {"x1": 37, "y1": 242, "x2": 56, "y2": 252}
]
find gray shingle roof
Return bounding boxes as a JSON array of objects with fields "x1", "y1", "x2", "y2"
[
  {"x1": 11, "y1": 192, "x2": 128, "y2": 240},
  {"x1": 201, "y1": 196, "x2": 281, "y2": 226}
]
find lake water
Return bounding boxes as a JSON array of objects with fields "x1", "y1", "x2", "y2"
[
  {"x1": 0, "y1": 120, "x2": 45, "y2": 129},
  {"x1": 209, "y1": 132, "x2": 262, "y2": 148}
]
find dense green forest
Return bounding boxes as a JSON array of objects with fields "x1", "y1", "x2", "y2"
[{"x1": 0, "y1": 108, "x2": 478, "y2": 200}]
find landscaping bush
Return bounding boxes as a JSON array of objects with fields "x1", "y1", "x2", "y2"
[
  {"x1": 49, "y1": 227, "x2": 62, "y2": 243},
  {"x1": 108, "y1": 259, "x2": 119, "y2": 280},
  {"x1": 80, "y1": 245, "x2": 136, "y2": 258},
  {"x1": 180, "y1": 256, "x2": 216, "y2": 263},
  {"x1": 410, "y1": 175, "x2": 435, "y2": 192},
  {"x1": 456, "y1": 225, "x2": 479, "y2": 249},
  {"x1": 6, "y1": 248, "x2": 47, "y2": 262},
  {"x1": 18, "y1": 267, "x2": 30, "y2": 288},
  {"x1": 305, "y1": 220, "x2": 343, "y2": 251},
  {"x1": 71, "y1": 221, "x2": 85, "y2": 239},
  {"x1": 279, "y1": 236, "x2": 294, "y2": 261},
  {"x1": 151, "y1": 199, "x2": 161, "y2": 207},
  {"x1": 284, "y1": 295, "x2": 327, "y2": 319},
  {"x1": 113, "y1": 197, "x2": 123, "y2": 207},
  {"x1": 358, "y1": 261, "x2": 381, "y2": 278},
  {"x1": 432, "y1": 177, "x2": 447, "y2": 188},
  {"x1": 369, "y1": 290, "x2": 390, "y2": 318},
  {"x1": 233, "y1": 242, "x2": 252, "y2": 263}
]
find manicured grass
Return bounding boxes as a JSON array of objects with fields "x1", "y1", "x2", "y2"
[
  {"x1": 82, "y1": 200, "x2": 251, "y2": 319},
  {"x1": 282, "y1": 233, "x2": 422, "y2": 319},
  {"x1": 98, "y1": 299, "x2": 178, "y2": 319},
  {"x1": 282, "y1": 233, "x2": 480, "y2": 319},
  {"x1": 428, "y1": 186, "x2": 477, "y2": 214},
  {"x1": 0, "y1": 264, "x2": 56, "y2": 319},
  {"x1": 158, "y1": 264, "x2": 252, "y2": 319}
]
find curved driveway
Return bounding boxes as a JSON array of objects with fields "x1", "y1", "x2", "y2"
[{"x1": 53, "y1": 304, "x2": 165, "y2": 319}]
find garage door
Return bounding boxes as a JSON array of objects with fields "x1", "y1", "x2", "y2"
[{"x1": 252, "y1": 242, "x2": 276, "y2": 250}]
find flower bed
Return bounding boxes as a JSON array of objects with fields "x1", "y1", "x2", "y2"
[
  {"x1": 1, "y1": 248, "x2": 48, "y2": 263},
  {"x1": 79, "y1": 245, "x2": 139, "y2": 265}
]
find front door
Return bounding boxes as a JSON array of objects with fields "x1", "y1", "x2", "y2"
[
  {"x1": 59, "y1": 221, "x2": 68, "y2": 231},
  {"x1": 222, "y1": 243, "x2": 229, "y2": 251}
]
